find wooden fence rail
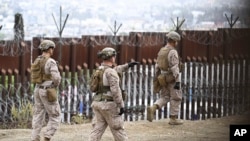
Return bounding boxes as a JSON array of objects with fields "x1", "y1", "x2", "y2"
[{"x1": 0, "y1": 55, "x2": 249, "y2": 124}]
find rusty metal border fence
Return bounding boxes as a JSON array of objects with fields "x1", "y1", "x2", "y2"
[
  {"x1": 1, "y1": 29, "x2": 250, "y2": 70},
  {"x1": 0, "y1": 54, "x2": 249, "y2": 124}
]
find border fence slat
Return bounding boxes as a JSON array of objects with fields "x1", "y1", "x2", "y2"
[
  {"x1": 144, "y1": 64, "x2": 149, "y2": 121},
  {"x1": 193, "y1": 62, "x2": 198, "y2": 120},
  {"x1": 188, "y1": 62, "x2": 193, "y2": 120},
  {"x1": 236, "y1": 58, "x2": 241, "y2": 114},
  {"x1": 215, "y1": 59, "x2": 219, "y2": 118},
  {"x1": 210, "y1": 62, "x2": 215, "y2": 118},
  {"x1": 242, "y1": 58, "x2": 246, "y2": 112},
  {"x1": 61, "y1": 90, "x2": 65, "y2": 123},
  {"x1": 247, "y1": 57, "x2": 249, "y2": 109},
  {"x1": 205, "y1": 62, "x2": 209, "y2": 120},
  {"x1": 199, "y1": 61, "x2": 204, "y2": 120},
  {"x1": 220, "y1": 58, "x2": 225, "y2": 117},
  {"x1": 67, "y1": 85, "x2": 71, "y2": 124},
  {"x1": 150, "y1": 63, "x2": 154, "y2": 114},
  {"x1": 182, "y1": 62, "x2": 187, "y2": 120},
  {"x1": 133, "y1": 65, "x2": 138, "y2": 121},
  {"x1": 138, "y1": 65, "x2": 143, "y2": 121},
  {"x1": 126, "y1": 67, "x2": 132, "y2": 121},
  {"x1": 230, "y1": 58, "x2": 234, "y2": 116},
  {"x1": 225, "y1": 59, "x2": 230, "y2": 117}
]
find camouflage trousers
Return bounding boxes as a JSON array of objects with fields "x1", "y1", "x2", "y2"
[
  {"x1": 154, "y1": 82, "x2": 182, "y2": 115},
  {"x1": 89, "y1": 101, "x2": 127, "y2": 141},
  {"x1": 31, "y1": 87, "x2": 61, "y2": 141}
]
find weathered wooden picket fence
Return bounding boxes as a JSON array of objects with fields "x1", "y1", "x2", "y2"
[{"x1": 0, "y1": 55, "x2": 249, "y2": 124}]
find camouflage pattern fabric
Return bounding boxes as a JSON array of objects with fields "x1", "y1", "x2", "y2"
[
  {"x1": 89, "y1": 64, "x2": 128, "y2": 141},
  {"x1": 154, "y1": 45, "x2": 182, "y2": 115},
  {"x1": 31, "y1": 57, "x2": 61, "y2": 141}
]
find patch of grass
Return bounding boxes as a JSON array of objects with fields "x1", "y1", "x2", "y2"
[
  {"x1": 71, "y1": 114, "x2": 91, "y2": 124},
  {"x1": 11, "y1": 101, "x2": 33, "y2": 129}
]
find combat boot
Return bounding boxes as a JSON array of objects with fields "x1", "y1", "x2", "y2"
[
  {"x1": 169, "y1": 115, "x2": 183, "y2": 125},
  {"x1": 147, "y1": 104, "x2": 158, "y2": 122},
  {"x1": 44, "y1": 137, "x2": 50, "y2": 141}
]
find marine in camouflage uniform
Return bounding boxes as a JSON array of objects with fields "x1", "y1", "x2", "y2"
[
  {"x1": 89, "y1": 47, "x2": 139, "y2": 141},
  {"x1": 31, "y1": 40, "x2": 61, "y2": 141},
  {"x1": 147, "y1": 31, "x2": 183, "y2": 125}
]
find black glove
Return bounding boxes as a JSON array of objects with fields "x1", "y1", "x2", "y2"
[
  {"x1": 128, "y1": 62, "x2": 140, "y2": 68},
  {"x1": 118, "y1": 107, "x2": 124, "y2": 115},
  {"x1": 174, "y1": 82, "x2": 180, "y2": 90}
]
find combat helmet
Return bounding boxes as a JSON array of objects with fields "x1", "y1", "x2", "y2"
[
  {"x1": 97, "y1": 47, "x2": 117, "y2": 60},
  {"x1": 39, "y1": 40, "x2": 56, "y2": 51},
  {"x1": 166, "y1": 31, "x2": 181, "y2": 41}
]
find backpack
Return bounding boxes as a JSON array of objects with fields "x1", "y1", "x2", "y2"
[
  {"x1": 31, "y1": 56, "x2": 50, "y2": 84},
  {"x1": 89, "y1": 68, "x2": 106, "y2": 92},
  {"x1": 156, "y1": 46, "x2": 174, "y2": 71}
]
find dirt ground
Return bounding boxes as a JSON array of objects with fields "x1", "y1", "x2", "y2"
[{"x1": 0, "y1": 111, "x2": 250, "y2": 141}]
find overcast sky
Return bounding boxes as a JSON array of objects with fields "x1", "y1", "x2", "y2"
[{"x1": 1, "y1": 0, "x2": 249, "y2": 39}]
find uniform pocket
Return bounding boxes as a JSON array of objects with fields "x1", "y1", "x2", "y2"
[
  {"x1": 165, "y1": 74, "x2": 175, "y2": 83},
  {"x1": 47, "y1": 103, "x2": 60, "y2": 117},
  {"x1": 172, "y1": 90, "x2": 182, "y2": 101},
  {"x1": 158, "y1": 74, "x2": 167, "y2": 86},
  {"x1": 40, "y1": 89, "x2": 47, "y2": 97},
  {"x1": 111, "y1": 115, "x2": 123, "y2": 130},
  {"x1": 153, "y1": 77, "x2": 162, "y2": 93},
  {"x1": 47, "y1": 88, "x2": 57, "y2": 102}
]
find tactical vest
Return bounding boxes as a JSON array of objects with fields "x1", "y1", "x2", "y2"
[
  {"x1": 90, "y1": 67, "x2": 110, "y2": 93},
  {"x1": 157, "y1": 46, "x2": 175, "y2": 71},
  {"x1": 90, "y1": 66, "x2": 127, "y2": 101},
  {"x1": 31, "y1": 56, "x2": 52, "y2": 84}
]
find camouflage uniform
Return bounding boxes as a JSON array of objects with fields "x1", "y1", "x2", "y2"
[
  {"x1": 31, "y1": 40, "x2": 61, "y2": 141},
  {"x1": 154, "y1": 47, "x2": 182, "y2": 115},
  {"x1": 89, "y1": 64, "x2": 128, "y2": 141},
  {"x1": 147, "y1": 31, "x2": 183, "y2": 124}
]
